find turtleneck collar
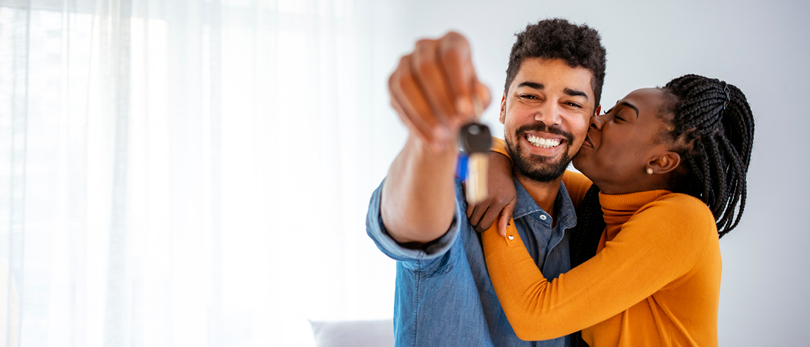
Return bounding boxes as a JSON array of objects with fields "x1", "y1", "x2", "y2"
[{"x1": 598, "y1": 190, "x2": 671, "y2": 239}]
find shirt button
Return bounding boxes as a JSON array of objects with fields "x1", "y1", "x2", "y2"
[
  {"x1": 539, "y1": 215, "x2": 547, "y2": 221},
  {"x1": 507, "y1": 235, "x2": 514, "y2": 240}
]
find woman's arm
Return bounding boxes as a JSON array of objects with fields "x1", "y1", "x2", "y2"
[
  {"x1": 465, "y1": 137, "x2": 516, "y2": 235},
  {"x1": 466, "y1": 150, "x2": 516, "y2": 235},
  {"x1": 483, "y1": 194, "x2": 716, "y2": 340}
]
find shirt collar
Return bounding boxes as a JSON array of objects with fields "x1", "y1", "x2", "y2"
[{"x1": 512, "y1": 177, "x2": 578, "y2": 229}]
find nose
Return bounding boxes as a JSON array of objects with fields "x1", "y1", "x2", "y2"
[
  {"x1": 534, "y1": 100, "x2": 562, "y2": 126},
  {"x1": 590, "y1": 113, "x2": 606, "y2": 131}
]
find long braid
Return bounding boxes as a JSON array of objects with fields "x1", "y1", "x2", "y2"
[
  {"x1": 570, "y1": 185, "x2": 606, "y2": 268},
  {"x1": 663, "y1": 74, "x2": 755, "y2": 237},
  {"x1": 569, "y1": 184, "x2": 605, "y2": 347}
]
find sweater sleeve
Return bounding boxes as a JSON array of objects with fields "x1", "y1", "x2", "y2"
[
  {"x1": 490, "y1": 137, "x2": 510, "y2": 158},
  {"x1": 483, "y1": 194, "x2": 716, "y2": 341}
]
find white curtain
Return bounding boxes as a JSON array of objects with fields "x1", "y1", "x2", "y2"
[{"x1": 0, "y1": 0, "x2": 396, "y2": 346}]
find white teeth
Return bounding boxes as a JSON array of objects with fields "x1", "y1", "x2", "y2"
[{"x1": 526, "y1": 134, "x2": 561, "y2": 148}]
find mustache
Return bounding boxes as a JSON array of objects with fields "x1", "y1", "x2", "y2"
[{"x1": 515, "y1": 123, "x2": 574, "y2": 143}]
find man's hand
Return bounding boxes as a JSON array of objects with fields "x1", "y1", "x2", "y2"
[
  {"x1": 381, "y1": 32, "x2": 492, "y2": 245},
  {"x1": 388, "y1": 32, "x2": 492, "y2": 150}
]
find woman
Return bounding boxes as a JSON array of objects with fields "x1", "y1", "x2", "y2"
[{"x1": 480, "y1": 74, "x2": 754, "y2": 346}]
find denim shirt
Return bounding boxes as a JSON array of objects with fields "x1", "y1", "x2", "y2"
[{"x1": 366, "y1": 177, "x2": 578, "y2": 347}]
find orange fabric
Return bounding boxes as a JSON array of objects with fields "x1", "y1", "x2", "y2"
[
  {"x1": 561, "y1": 171, "x2": 591, "y2": 209},
  {"x1": 490, "y1": 136, "x2": 511, "y2": 158},
  {"x1": 483, "y1": 190, "x2": 721, "y2": 346},
  {"x1": 489, "y1": 137, "x2": 592, "y2": 208}
]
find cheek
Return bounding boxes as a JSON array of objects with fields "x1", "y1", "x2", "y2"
[
  {"x1": 508, "y1": 103, "x2": 535, "y2": 120},
  {"x1": 566, "y1": 113, "x2": 591, "y2": 147},
  {"x1": 573, "y1": 114, "x2": 591, "y2": 134},
  {"x1": 503, "y1": 104, "x2": 534, "y2": 132}
]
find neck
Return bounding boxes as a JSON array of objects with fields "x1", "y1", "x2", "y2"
[{"x1": 514, "y1": 170, "x2": 562, "y2": 222}]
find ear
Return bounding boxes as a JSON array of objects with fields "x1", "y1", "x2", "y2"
[
  {"x1": 499, "y1": 93, "x2": 507, "y2": 124},
  {"x1": 647, "y1": 151, "x2": 681, "y2": 175},
  {"x1": 594, "y1": 105, "x2": 601, "y2": 117}
]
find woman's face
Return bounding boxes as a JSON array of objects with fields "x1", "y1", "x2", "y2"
[{"x1": 573, "y1": 88, "x2": 675, "y2": 194}]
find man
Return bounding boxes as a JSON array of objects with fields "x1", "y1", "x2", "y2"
[{"x1": 366, "y1": 19, "x2": 606, "y2": 346}]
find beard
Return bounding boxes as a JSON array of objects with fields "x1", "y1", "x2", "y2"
[{"x1": 506, "y1": 123, "x2": 575, "y2": 183}]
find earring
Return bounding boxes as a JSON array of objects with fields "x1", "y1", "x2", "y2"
[{"x1": 646, "y1": 167, "x2": 654, "y2": 175}]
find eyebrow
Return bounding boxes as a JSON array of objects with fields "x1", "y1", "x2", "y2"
[
  {"x1": 517, "y1": 81, "x2": 543, "y2": 90},
  {"x1": 563, "y1": 88, "x2": 588, "y2": 99},
  {"x1": 517, "y1": 82, "x2": 589, "y2": 100},
  {"x1": 619, "y1": 101, "x2": 639, "y2": 118}
]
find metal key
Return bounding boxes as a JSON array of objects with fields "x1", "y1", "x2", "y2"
[{"x1": 459, "y1": 101, "x2": 492, "y2": 204}]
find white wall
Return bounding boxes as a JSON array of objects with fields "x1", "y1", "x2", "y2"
[{"x1": 364, "y1": 0, "x2": 810, "y2": 345}]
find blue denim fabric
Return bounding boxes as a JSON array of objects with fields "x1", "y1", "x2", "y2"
[{"x1": 367, "y1": 177, "x2": 578, "y2": 347}]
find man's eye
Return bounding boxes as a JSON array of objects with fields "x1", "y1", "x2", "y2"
[
  {"x1": 566, "y1": 102, "x2": 582, "y2": 108},
  {"x1": 520, "y1": 95, "x2": 537, "y2": 99}
]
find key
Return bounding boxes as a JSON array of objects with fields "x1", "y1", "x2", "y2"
[{"x1": 459, "y1": 100, "x2": 492, "y2": 204}]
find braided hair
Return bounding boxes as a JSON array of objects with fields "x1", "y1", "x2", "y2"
[
  {"x1": 661, "y1": 74, "x2": 755, "y2": 238},
  {"x1": 569, "y1": 185, "x2": 606, "y2": 347}
]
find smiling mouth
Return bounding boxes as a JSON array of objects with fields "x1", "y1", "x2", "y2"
[{"x1": 525, "y1": 134, "x2": 564, "y2": 149}]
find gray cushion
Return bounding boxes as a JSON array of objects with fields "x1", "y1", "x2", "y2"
[{"x1": 309, "y1": 319, "x2": 394, "y2": 347}]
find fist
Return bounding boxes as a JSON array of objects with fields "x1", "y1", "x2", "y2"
[{"x1": 388, "y1": 32, "x2": 492, "y2": 151}]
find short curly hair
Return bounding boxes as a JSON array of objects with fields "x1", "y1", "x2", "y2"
[{"x1": 505, "y1": 18, "x2": 607, "y2": 110}]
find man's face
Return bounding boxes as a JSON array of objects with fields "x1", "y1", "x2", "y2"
[{"x1": 499, "y1": 58, "x2": 597, "y2": 182}]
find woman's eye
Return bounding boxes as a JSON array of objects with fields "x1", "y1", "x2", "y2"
[{"x1": 602, "y1": 108, "x2": 612, "y2": 115}]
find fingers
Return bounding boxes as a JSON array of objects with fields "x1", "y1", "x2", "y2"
[
  {"x1": 474, "y1": 80, "x2": 492, "y2": 113},
  {"x1": 477, "y1": 202, "x2": 502, "y2": 234},
  {"x1": 388, "y1": 31, "x2": 491, "y2": 150},
  {"x1": 438, "y1": 32, "x2": 477, "y2": 125},
  {"x1": 497, "y1": 199, "x2": 517, "y2": 237},
  {"x1": 389, "y1": 55, "x2": 446, "y2": 150},
  {"x1": 467, "y1": 203, "x2": 490, "y2": 233},
  {"x1": 412, "y1": 39, "x2": 455, "y2": 136}
]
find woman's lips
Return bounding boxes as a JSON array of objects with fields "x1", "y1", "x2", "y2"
[{"x1": 582, "y1": 134, "x2": 594, "y2": 148}]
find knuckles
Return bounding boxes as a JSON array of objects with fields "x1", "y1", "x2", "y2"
[
  {"x1": 391, "y1": 54, "x2": 416, "y2": 93},
  {"x1": 413, "y1": 40, "x2": 438, "y2": 70},
  {"x1": 413, "y1": 58, "x2": 435, "y2": 78},
  {"x1": 442, "y1": 31, "x2": 467, "y2": 46}
]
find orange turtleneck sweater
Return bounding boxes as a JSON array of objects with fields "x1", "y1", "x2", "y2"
[{"x1": 484, "y1": 141, "x2": 722, "y2": 346}]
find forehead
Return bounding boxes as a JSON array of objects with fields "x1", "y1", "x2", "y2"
[
  {"x1": 621, "y1": 88, "x2": 667, "y2": 117},
  {"x1": 509, "y1": 57, "x2": 595, "y2": 97}
]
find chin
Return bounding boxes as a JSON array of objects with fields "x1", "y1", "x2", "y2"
[
  {"x1": 514, "y1": 152, "x2": 572, "y2": 183},
  {"x1": 571, "y1": 155, "x2": 595, "y2": 179}
]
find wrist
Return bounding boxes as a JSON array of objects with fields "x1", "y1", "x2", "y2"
[{"x1": 408, "y1": 133, "x2": 458, "y2": 158}]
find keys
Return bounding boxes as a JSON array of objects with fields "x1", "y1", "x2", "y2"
[{"x1": 458, "y1": 100, "x2": 491, "y2": 204}]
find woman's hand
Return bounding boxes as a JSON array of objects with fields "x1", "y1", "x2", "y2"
[{"x1": 466, "y1": 152, "x2": 516, "y2": 236}]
